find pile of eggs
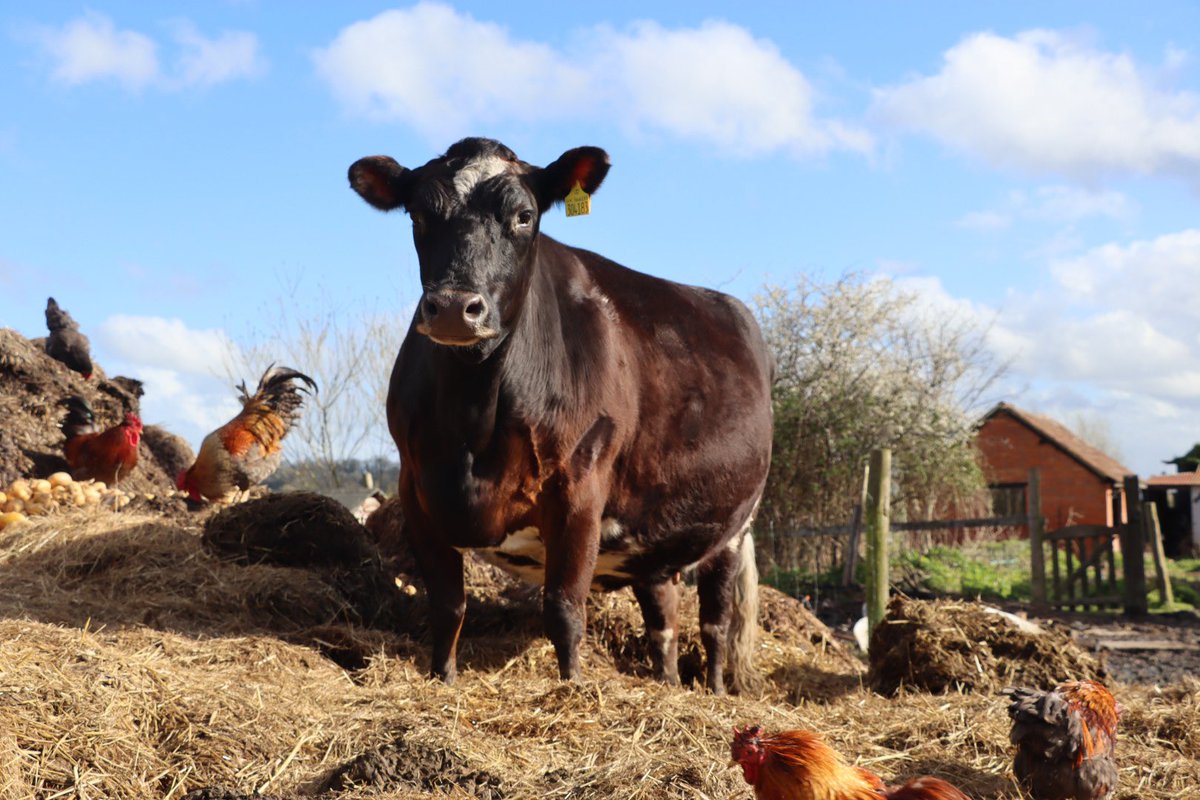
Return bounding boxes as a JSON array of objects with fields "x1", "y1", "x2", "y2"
[{"x1": 0, "y1": 472, "x2": 134, "y2": 530}]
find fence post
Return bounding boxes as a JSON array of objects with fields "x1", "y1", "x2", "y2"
[
  {"x1": 865, "y1": 448, "x2": 891, "y2": 638},
  {"x1": 1027, "y1": 468, "x2": 1046, "y2": 608},
  {"x1": 842, "y1": 462, "x2": 870, "y2": 587},
  {"x1": 1122, "y1": 475, "x2": 1149, "y2": 616},
  {"x1": 1143, "y1": 500, "x2": 1174, "y2": 607},
  {"x1": 841, "y1": 503, "x2": 863, "y2": 587}
]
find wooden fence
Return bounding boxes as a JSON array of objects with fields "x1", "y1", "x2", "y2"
[{"x1": 770, "y1": 452, "x2": 1161, "y2": 635}]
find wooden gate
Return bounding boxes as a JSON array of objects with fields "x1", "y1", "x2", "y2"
[
  {"x1": 1030, "y1": 474, "x2": 1149, "y2": 614},
  {"x1": 1043, "y1": 523, "x2": 1121, "y2": 610}
]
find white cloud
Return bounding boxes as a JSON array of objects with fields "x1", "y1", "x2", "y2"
[
  {"x1": 37, "y1": 11, "x2": 159, "y2": 90},
  {"x1": 873, "y1": 30, "x2": 1200, "y2": 180},
  {"x1": 169, "y1": 21, "x2": 265, "y2": 87},
  {"x1": 134, "y1": 366, "x2": 240, "y2": 434},
  {"x1": 313, "y1": 3, "x2": 870, "y2": 157},
  {"x1": 97, "y1": 315, "x2": 238, "y2": 378},
  {"x1": 591, "y1": 20, "x2": 870, "y2": 156},
  {"x1": 312, "y1": 4, "x2": 583, "y2": 137},
  {"x1": 1022, "y1": 186, "x2": 1134, "y2": 223},
  {"x1": 957, "y1": 210, "x2": 1011, "y2": 231},
  {"x1": 958, "y1": 185, "x2": 1133, "y2": 234},
  {"x1": 1049, "y1": 229, "x2": 1200, "y2": 310},
  {"x1": 29, "y1": 12, "x2": 264, "y2": 91},
  {"x1": 896, "y1": 229, "x2": 1200, "y2": 475}
]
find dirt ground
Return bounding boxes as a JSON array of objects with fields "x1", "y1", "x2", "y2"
[{"x1": 1027, "y1": 607, "x2": 1200, "y2": 686}]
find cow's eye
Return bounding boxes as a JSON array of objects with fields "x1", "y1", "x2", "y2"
[{"x1": 515, "y1": 209, "x2": 534, "y2": 228}]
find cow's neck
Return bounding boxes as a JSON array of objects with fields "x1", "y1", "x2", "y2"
[
  {"x1": 422, "y1": 236, "x2": 589, "y2": 452},
  {"x1": 505, "y1": 237, "x2": 591, "y2": 420}
]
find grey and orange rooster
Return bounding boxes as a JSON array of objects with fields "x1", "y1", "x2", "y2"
[
  {"x1": 731, "y1": 725, "x2": 972, "y2": 800},
  {"x1": 1004, "y1": 679, "x2": 1120, "y2": 800},
  {"x1": 177, "y1": 365, "x2": 316, "y2": 503}
]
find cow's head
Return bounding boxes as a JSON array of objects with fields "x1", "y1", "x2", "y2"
[{"x1": 349, "y1": 138, "x2": 610, "y2": 358}]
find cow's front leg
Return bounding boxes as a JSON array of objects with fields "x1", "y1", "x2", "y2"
[
  {"x1": 406, "y1": 522, "x2": 466, "y2": 684},
  {"x1": 632, "y1": 580, "x2": 681, "y2": 685},
  {"x1": 542, "y1": 504, "x2": 602, "y2": 681}
]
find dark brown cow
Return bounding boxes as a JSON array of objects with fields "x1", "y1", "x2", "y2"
[{"x1": 349, "y1": 138, "x2": 773, "y2": 693}]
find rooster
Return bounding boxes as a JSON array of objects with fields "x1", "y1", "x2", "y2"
[
  {"x1": 61, "y1": 397, "x2": 142, "y2": 486},
  {"x1": 45, "y1": 297, "x2": 93, "y2": 378},
  {"x1": 731, "y1": 725, "x2": 972, "y2": 800},
  {"x1": 1004, "y1": 679, "x2": 1120, "y2": 800},
  {"x1": 177, "y1": 365, "x2": 316, "y2": 503}
]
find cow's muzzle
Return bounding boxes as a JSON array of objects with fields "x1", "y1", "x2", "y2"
[{"x1": 416, "y1": 288, "x2": 498, "y2": 346}]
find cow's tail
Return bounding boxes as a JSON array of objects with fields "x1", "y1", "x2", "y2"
[{"x1": 728, "y1": 525, "x2": 762, "y2": 695}]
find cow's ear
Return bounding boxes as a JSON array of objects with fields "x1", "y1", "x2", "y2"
[
  {"x1": 349, "y1": 156, "x2": 411, "y2": 211},
  {"x1": 535, "y1": 146, "x2": 611, "y2": 211}
]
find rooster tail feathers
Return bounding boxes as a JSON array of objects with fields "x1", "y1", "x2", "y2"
[
  {"x1": 234, "y1": 364, "x2": 317, "y2": 427},
  {"x1": 61, "y1": 394, "x2": 94, "y2": 419},
  {"x1": 60, "y1": 395, "x2": 96, "y2": 437},
  {"x1": 256, "y1": 364, "x2": 317, "y2": 397},
  {"x1": 728, "y1": 525, "x2": 761, "y2": 695}
]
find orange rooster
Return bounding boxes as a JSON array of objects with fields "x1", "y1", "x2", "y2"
[
  {"x1": 730, "y1": 726, "x2": 972, "y2": 800},
  {"x1": 1004, "y1": 679, "x2": 1120, "y2": 800},
  {"x1": 61, "y1": 396, "x2": 142, "y2": 486},
  {"x1": 177, "y1": 365, "x2": 316, "y2": 503}
]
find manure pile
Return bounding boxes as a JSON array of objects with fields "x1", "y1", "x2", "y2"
[
  {"x1": 0, "y1": 505, "x2": 1197, "y2": 799},
  {"x1": 0, "y1": 326, "x2": 193, "y2": 500},
  {"x1": 868, "y1": 595, "x2": 1104, "y2": 695}
]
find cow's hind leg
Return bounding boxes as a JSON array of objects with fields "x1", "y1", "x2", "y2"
[
  {"x1": 696, "y1": 529, "x2": 760, "y2": 695},
  {"x1": 632, "y1": 580, "x2": 681, "y2": 685}
]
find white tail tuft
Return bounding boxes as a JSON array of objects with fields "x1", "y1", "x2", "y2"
[{"x1": 728, "y1": 528, "x2": 761, "y2": 695}]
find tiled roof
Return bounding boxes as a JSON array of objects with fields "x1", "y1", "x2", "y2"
[
  {"x1": 980, "y1": 402, "x2": 1132, "y2": 483},
  {"x1": 1147, "y1": 472, "x2": 1200, "y2": 487}
]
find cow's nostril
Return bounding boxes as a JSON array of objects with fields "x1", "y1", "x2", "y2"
[
  {"x1": 422, "y1": 298, "x2": 440, "y2": 318},
  {"x1": 464, "y1": 299, "x2": 485, "y2": 320}
]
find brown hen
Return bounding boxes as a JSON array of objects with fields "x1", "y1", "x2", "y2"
[{"x1": 44, "y1": 297, "x2": 93, "y2": 378}]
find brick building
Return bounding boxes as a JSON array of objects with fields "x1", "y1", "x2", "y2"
[{"x1": 975, "y1": 402, "x2": 1132, "y2": 531}]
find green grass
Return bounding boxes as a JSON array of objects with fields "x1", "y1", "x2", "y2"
[
  {"x1": 763, "y1": 537, "x2": 1200, "y2": 615},
  {"x1": 894, "y1": 540, "x2": 1032, "y2": 601},
  {"x1": 1161, "y1": 557, "x2": 1200, "y2": 610}
]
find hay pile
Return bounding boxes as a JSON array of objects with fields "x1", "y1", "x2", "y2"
[
  {"x1": 0, "y1": 326, "x2": 191, "y2": 498},
  {"x1": 868, "y1": 595, "x2": 1104, "y2": 695},
  {"x1": 1, "y1": 509, "x2": 1198, "y2": 799}
]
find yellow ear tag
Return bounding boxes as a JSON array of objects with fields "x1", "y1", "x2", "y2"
[{"x1": 565, "y1": 181, "x2": 591, "y2": 217}]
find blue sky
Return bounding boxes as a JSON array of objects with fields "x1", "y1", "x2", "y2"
[{"x1": 3, "y1": 2, "x2": 1200, "y2": 478}]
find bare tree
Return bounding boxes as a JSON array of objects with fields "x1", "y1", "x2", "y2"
[
  {"x1": 227, "y1": 285, "x2": 406, "y2": 490},
  {"x1": 1067, "y1": 411, "x2": 1126, "y2": 464},
  {"x1": 754, "y1": 274, "x2": 1007, "y2": 572}
]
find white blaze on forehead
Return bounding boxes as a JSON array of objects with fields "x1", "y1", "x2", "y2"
[{"x1": 452, "y1": 155, "x2": 510, "y2": 200}]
